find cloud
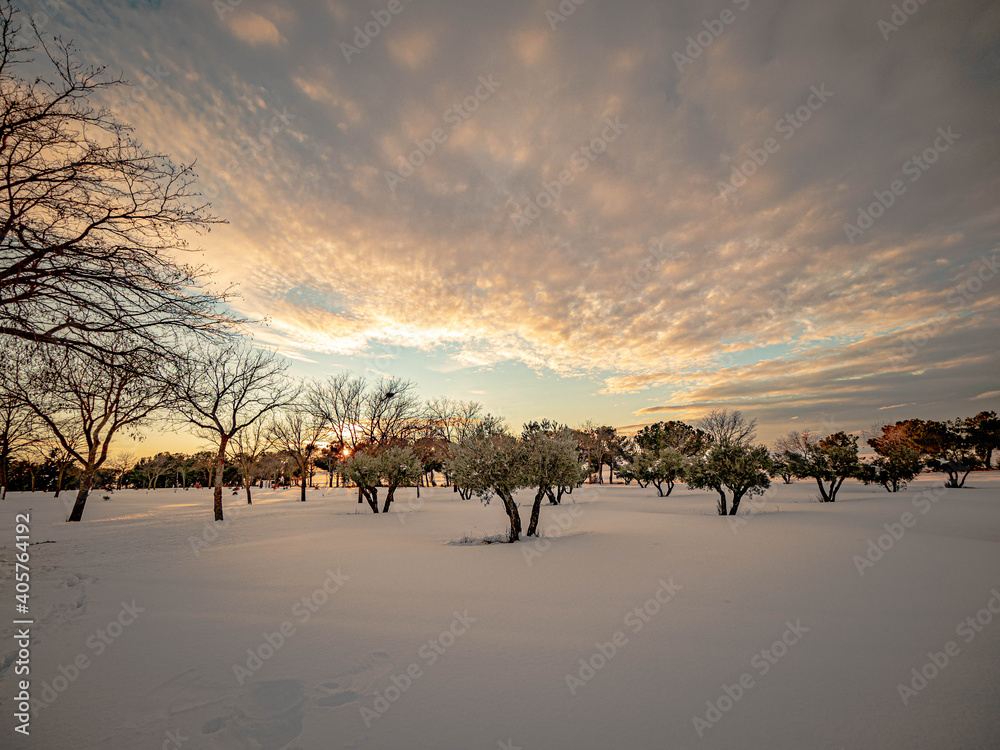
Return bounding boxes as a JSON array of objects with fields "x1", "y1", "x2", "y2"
[
  {"x1": 227, "y1": 12, "x2": 285, "y2": 47},
  {"x1": 45, "y1": 0, "x2": 1000, "y2": 434}
]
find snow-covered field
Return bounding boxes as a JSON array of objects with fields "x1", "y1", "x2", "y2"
[{"x1": 1, "y1": 473, "x2": 999, "y2": 749}]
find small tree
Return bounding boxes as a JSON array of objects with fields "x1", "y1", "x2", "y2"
[
  {"x1": 521, "y1": 425, "x2": 586, "y2": 536},
  {"x1": 450, "y1": 426, "x2": 526, "y2": 542},
  {"x1": 341, "y1": 451, "x2": 382, "y2": 513},
  {"x1": 769, "y1": 452, "x2": 795, "y2": 484},
  {"x1": 623, "y1": 447, "x2": 687, "y2": 497},
  {"x1": 897, "y1": 419, "x2": 978, "y2": 488},
  {"x1": 6, "y1": 341, "x2": 167, "y2": 520},
  {"x1": 861, "y1": 423, "x2": 922, "y2": 492},
  {"x1": 686, "y1": 444, "x2": 772, "y2": 516},
  {"x1": 964, "y1": 411, "x2": 999, "y2": 470},
  {"x1": 781, "y1": 431, "x2": 860, "y2": 502},
  {"x1": 378, "y1": 445, "x2": 423, "y2": 513}
]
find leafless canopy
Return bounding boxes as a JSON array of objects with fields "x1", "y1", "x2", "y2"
[
  {"x1": 0, "y1": 4, "x2": 236, "y2": 361},
  {"x1": 697, "y1": 408, "x2": 758, "y2": 448}
]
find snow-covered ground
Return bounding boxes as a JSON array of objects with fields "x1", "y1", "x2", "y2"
[{"x1": 1, "y1": 473, "x2": 999, "y2": 749}]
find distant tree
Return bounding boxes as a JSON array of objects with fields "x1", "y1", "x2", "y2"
[
  {"x1": 860, "y1": 423, "x2": 922, "y2": 492},
  {"x1": 412, "y1": 434, "x2": 449, "y2": 492},
  {"x1": 305, "y1": 373, "x2": 365, "y2": 463},
  {"x1": 768, "y1": 452, "x2": 795, "y2": 484},
  {"x1": 521, "y1": 423, "x2": 586, "y2": 536},
  {"x1": 622, "y1": 447, "x2": 687, "y2": 497},
  {"x1": 361, "y1": 377, "x2": 421, "y2": 447},
  {"x1": 172, "y1": 341, "x2": 293, "y2": 521},
  {"x1": 268, "y1": 405, "x2": 326, "y2": 502},
  {"x1": 229, "y1": 420, "x2": 268, "y2": 503},
  {"x1": 0, "y1": 368, "x2": 40, "y2": 499},
  {"x1": 635, "y1": 420, "x2": 708, "y2": 456},
  {"x1": 698, "y1": 409, "x2": 757, "y2": 448},
  {"x1": 450, "y1": 422, "x2": 526, "y2": 541},
  {"x1": 686, "y1": 443, "x2": 772, "y2": 515},
  {"x1": 964, "y1": 411, "x2": 1000, "y2": 470},
  {"x1": 893, "y1": 418, "x2": 978, "y2": 488},
  {"x1": 0, "y1": 4, "x2": 234, "y2": 363},
  {"x1": 781, "y1": 431, "x2": 860, "y2": 502},
  {"x1": 141, "y1": 452, "x2": 174, "y2": 489},
  {"x1": 105, "y1": 452, "x2": 134, "y2": 491}
]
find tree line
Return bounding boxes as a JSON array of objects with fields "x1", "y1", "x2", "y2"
[{"x1": 1, "y1": 3, "x2": 996, "y2": 540}]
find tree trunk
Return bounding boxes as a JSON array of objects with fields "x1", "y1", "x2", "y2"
[
  {"x1": 499, "y1": 490, "x2": 522, "y2": 542},
  {"x1": 382, "y1": 484, "x2": 398, "y2": 513},
  {"x1": 214, "y1": 437, "x2": 228, "y2": 522},
  {"x1": 815, "y1": 477, "x2": 831, "y2": 502},
  {"x1": 526, "y1": 488, "x2": 545, "y2": 536},
  {"x1": 245, "y1": 482, "x2": 253, "y2": 504},
  {"x1": 300, "y1": 469, "x2": 307, "y2": 502},
  {"x1": 365, "y1": 487, "x2": 379, "y2": 513},
  {"x1": 829, "y1": 476, "x2": 846, "y2": 502},
  {"x1": 67, "y1": 470, "x2": 94, "y2": 522},
  {"x1": 729, "y1": 490, "x2": 744, "y2": 515},
  {"x1": 717, "y1": 488, "x2": 728, "y2": 516},
  {"x1": 55, "y1": 465, "x2": 67, "y2": 498},
  {"x1": 358, "y1": 486, "x2": 364, "y2": 503}
]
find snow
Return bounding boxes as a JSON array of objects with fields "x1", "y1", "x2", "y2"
[{"x1": 2, "y1": 473, "x2": 999, "y2": 749}]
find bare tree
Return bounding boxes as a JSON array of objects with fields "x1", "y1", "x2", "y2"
[
  {"x1": 698, "y1": 409, "x2": 758, "y2": 448},
  {"x1": 172, "y1": 341, "x2": 293, "y2": 521},
  {"x1": 228, "y1": 420, "x2": 268, "y2": 503},
  {"x1": 267, "y1": 404, "x2": 326, "y2": 503},
  {"x1": 0, "y1": 363, "x2": 40, "y2": 498},
  {"x1": 4, "y1": 341, "x2": 167, "y2": 520},
  {"x1": 0, "y1": 4, "x2": 235, "y2": 362},
  {"x1": 106, "y1": 452, "x2": 134, "y2": 491},
  {"x1": 362, "y1": 376, "x2": 421, "y2": 447}
]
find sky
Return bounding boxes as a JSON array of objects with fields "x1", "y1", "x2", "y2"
[{"x1": 22, "y1": 0, "x2": 1000, "y2": 454}]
